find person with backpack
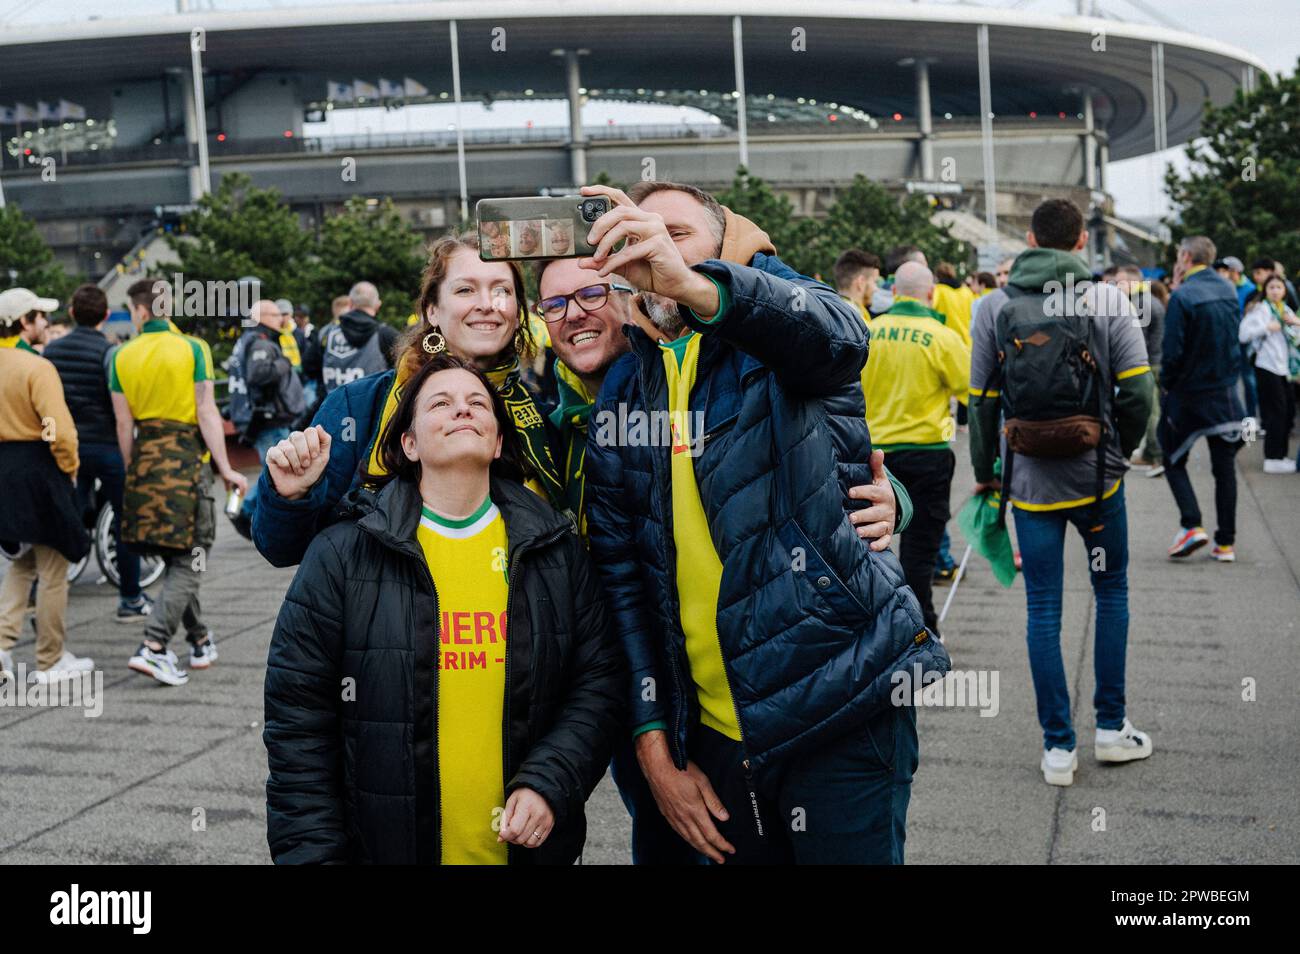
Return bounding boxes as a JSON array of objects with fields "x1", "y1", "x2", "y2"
[
  {"x1": 969, "y1": 199, "x2": 1155, "y2": 787},
  {"x1": 316, "y1": 282, "x2": 398, "y2": 396},
  {"x1": 227, "y1": 299, "x2": 306, "y2": 537}
]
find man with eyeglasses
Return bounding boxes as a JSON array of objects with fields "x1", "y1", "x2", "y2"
[
  {"x1": 535, "y1": 260, "x2": 650, "y2": 537},
  {"x1": 536, "y1": 190, "x2": 927, "y2": 863},
  {"x1": 535, "y1": 257, "x2": 709, "y2": 864}
]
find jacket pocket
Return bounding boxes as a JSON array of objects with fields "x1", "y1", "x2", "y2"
[
  {"x1": 860, "y1": 705, "x2": 896, "y2": 773},
  {"x1": 774, "y1": 518, "x2": 871, "y2": 622},
  {"x1": 701, "y1": 413, "x2": 738, "y2": 447}
]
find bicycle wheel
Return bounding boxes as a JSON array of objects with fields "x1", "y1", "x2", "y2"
[{"x1": 95, "y1": 502, "x2": 165, "y2": 588}]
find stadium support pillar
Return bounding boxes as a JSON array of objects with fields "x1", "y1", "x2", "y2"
[
  {"x1": 563, "y1": 50, "x2": 588, "y2": 186},
  {"x1": 1082, "y1": 91, "x2": 1097, "y2": 190},
  {"x1": 976, "y1": 24, "x2": 998, "y2": 246},
  {"x1": 449, "y1": 20, "x2": 469, "y2": 224},
  {"x1": 184, "y1": 38, "x2": 210, "y2": 201},
  {"x1": 1150, "y1": 42, "x2": 1168, "y2": 153},
  {"x1": 915, "y1": 59, "x2": 934, "y2": 181},
  {"x1": 732, "y1": 16, "x2": 749, "y2": 169}
]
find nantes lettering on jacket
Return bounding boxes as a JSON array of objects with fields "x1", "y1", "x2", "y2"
[
  {"x1": 591, "y1": 405, "x2": 706, "y2": 455},
  {"x1": 49, "y1": 884, "x2": 151, "y2": 934}
]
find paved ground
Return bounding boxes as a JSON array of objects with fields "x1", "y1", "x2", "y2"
[{"x1": 2, "y1": 434, "x2": 1297, "y2": 865}]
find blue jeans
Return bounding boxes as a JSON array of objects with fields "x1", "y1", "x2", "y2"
[
  {"x1": 936, "y1": 528, "x2": 955, "y2": 571},
  {"x1": 242, "y1": 426, "x2": 291, "y2": 512},
  {"x1": 75, "y1": 441, "x2": 140, "y2": 603},
  {"x1": 1012, "y1": 482, "x2": 1130, "y2": 751}
]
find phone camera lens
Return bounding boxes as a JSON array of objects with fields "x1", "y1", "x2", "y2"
[{"x1": 581, "y1": 200, "x2": 602, "y2": 222}]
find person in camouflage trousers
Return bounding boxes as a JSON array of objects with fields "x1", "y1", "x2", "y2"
[{"x1": 111, "y1": 280, "x2": 246, "y2": 687}]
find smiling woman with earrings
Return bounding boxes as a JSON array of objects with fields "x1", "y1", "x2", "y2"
[{"x1": 249, "y1": 231, "x2": 568, "y2": 569}]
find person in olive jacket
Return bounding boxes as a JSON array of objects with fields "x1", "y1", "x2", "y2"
[{"x1": 264, "y1": 354, "x2": 624, "y2": 864}]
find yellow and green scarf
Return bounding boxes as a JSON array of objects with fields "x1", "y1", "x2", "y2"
[{"x1": 366, "y1": 356, "x2": 565, "y2": 507}]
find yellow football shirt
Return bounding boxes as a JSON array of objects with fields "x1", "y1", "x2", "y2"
[
  {"x1": 862, "y1": 300, "x2": 971, "y2": 449},
  {"x1": 417, "y1": 496, "x2": 510, "y2": 865},
  {"x1": 109, "y1": 319, "x2": 213, "y2": 424},
  {"x1": 661, "y1": 333, "x2": 742, "y2": 742}
]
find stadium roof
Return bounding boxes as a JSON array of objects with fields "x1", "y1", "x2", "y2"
[{"x1": 0, "y1": 1, "x2": 1267, "y2": 160}]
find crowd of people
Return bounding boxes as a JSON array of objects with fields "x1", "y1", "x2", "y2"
[{"x1": 0, "y1": 180, "x2": 1296, "y2": 865}]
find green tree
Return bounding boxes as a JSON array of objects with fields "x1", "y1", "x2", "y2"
[
  {"x1": 309, "y1": 196, "x2": 426, "y2": 327},
  {"x1": 1165, "y1": 61, "x2": 1300, "y2": 269},
  {"x1": 716, "y1": 167, "x2": 818, "y2": 273},
  {"x1": 0, "y1": 203, "x2": 77, "y2": 302},
  {"x1": 716, "y1": 169, "x2": 969, "y2": 280},
  {"x1": 154, "y1": 172, "x2": 313, "y2": 316},
  {"x1": 814, "y1": 175, "x2": 969, "y2": 281}
]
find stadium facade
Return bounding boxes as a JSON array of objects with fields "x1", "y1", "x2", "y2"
[{"x1": 0, "y1": 1, "x2": 1267, "y2": 278}]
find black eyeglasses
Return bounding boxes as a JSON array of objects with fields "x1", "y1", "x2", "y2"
[{"x1": 535, "y1": 282, "x2": 634, "y2": 323}]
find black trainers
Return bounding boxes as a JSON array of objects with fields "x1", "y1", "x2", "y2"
[{"x1": 116, "y1": 595, "x2": 154, "y2": 624}]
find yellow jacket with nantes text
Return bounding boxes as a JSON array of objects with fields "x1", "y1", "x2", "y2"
[{"x1": 862, "y1": 296, "x2": 970, "y2": 450}]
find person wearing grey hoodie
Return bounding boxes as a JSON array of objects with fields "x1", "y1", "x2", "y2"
[{"x1": 969, "y1": 199, "x2": 1155, "y2": 789}]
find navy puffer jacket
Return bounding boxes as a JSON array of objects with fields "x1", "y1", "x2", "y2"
[{"x1": 584, "y1": 253, "x2": 950, "y2": 775}]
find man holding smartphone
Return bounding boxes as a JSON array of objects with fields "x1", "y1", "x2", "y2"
[{"x1": 582, "y1": 182, "x2": 947, "y2": 864}]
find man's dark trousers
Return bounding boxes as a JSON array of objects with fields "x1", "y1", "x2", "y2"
[
  {"x1": 75, "y1": 441, "x2": 140, "y2": 602},
  {"x1": 883, "y1": 448, "x2": 956, "y2": 637},
  {"x1": 690, "y1": 704, "x2": 918, "y2": 864},
  {"x1": 609, "y1": 735, "x2": 706, "y2": 865}
]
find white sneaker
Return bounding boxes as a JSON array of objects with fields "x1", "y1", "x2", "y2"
[
  {"x1": 1262, "y1": 458, "x2": 1297, "y2": 474},
  {"x1": 128, "y1": 644, "x2": 189, "y2": 686},
  {"x1": 189, "y1": 635, "x2": 218, "y2": 670},
  {"x1": 29, "y1": 650, "x2": 95, "y2": 683},
  {"x1": 0, "y1": 647, "x2": 13, "y2": 684},
  {"x1": 1095, "y1": 718, "x2": 1153, "y2": 763},
  {"x1": 1041, "y1": 747, "x2": 1077, "y2": 786}
]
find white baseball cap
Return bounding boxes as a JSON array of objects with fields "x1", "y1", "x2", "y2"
[{"x1": 0, "y1": 287, "x2": 59, "y2": 321}]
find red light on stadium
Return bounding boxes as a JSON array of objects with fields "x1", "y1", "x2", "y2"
[
  {"x1": 828, "y1": 113, "x2": 838, "y2": 122},
  {"x1": 216, "y1": 133, "x2": 226, "y2": 142},
  {"x1": 283, "y1": 130, "x2": 294, "y2": 138},
  {"x1": 1058, "y1": 111, "x2": 1067, "y2": 118},
  {"x1": 892, "y1": 112, "x2": 902, "y2": 121},
  {"x1": 1029, "y1": 111, "x2": 1038, "y2": 119},
  {"x1": 23, "y1": 148, "x2": 31, "y2": 155}
]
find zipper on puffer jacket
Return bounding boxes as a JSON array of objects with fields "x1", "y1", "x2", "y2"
[
  {"x1": 409, "y1": 551, "x2": 443, "y2": 865},
  {"x1": 635, "y1": 347, "x2": 691, "y2": 769}
]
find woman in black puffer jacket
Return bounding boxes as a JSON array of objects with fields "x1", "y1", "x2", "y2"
[{"x1": 264, "y1": 354, "x2": 624, "y2": 864}]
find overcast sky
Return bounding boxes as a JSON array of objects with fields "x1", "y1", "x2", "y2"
[{"x1": 4, "y1": 0, "x2": 1296, "y2": 219}]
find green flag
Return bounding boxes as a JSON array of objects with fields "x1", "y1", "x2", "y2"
[{"x1": 957, "y1": 490, "x2": 1017, "y2": 588}]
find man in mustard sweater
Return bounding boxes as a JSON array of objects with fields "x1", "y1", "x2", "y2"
[
  {"x1": 0, "y1": 317, "x2": 95, "y2": 683},
  {"x1": 862, "y1": 262, "x2": 971, "y2": 637}
]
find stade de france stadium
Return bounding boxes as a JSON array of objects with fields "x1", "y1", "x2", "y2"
[{"x1": 0, "y1": 1, "x2": 1267, "y2": 285}]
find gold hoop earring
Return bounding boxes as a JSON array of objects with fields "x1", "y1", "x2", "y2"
[{"x1": 422, "y1": 328, "x2": 446, "y2": 354}]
